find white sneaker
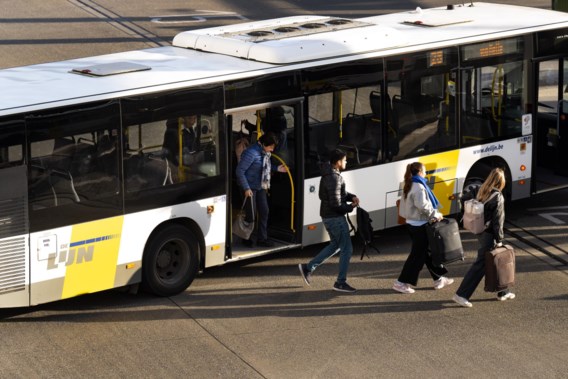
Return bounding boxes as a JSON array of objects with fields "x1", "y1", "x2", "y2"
[
  {"x1": 497, "y1": 292, "x2": 516, "y2": 301},
  {"x1": 434, "y1": 276, "x2": 454, "y2": 290},
  {"x1": 452, "y1": 294, "x2": 473, "y2": 308},
  {"x1": 392, "y1": 281, "x2": 415, "y2": 294}
]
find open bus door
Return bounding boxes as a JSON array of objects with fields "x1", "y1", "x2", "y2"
[
  {"x1": 534, "y1": 58, "x2": 568, "y2": 193},
  {"x1": 225, "y1": 99, "x2": 303, "y2": 261}
]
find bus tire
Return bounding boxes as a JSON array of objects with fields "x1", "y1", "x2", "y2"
[{"x1": 141, "y1": 224, "x2": 199, "y2": 297}]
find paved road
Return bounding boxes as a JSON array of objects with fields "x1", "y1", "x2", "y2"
[{"x1": 1, "y1": 189, "x2": 567, "y2": 378}]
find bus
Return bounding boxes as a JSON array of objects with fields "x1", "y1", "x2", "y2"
[{"x1": 1, "y1": 2, "x2": 568, "y2": 307}]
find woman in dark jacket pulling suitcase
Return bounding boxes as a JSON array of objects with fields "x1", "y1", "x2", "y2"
[
  {"x1": 393, "y1": 162, "x2": 454, "y2": 294},
  {"x1": 452, "y1": 167, "x2": 515, "y2": 307}
]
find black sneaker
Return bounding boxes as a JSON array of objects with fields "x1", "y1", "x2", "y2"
[
  {"x1": 257, "y1": 239, "x2": 274, "y2": 247},
  {"x1": 333, "y1": 282, "x2": 356, "y2": 293},
  {"x1": 298, "y1": 264, "x2": 312, "y2": 286}
]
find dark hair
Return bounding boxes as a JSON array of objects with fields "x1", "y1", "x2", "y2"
[
  {"x1": 403, "y1": 162, "x2": 424, "y2": 199},
  {"x1": 329, "y1": 148, "x2": 347, "y2": 165},
  {"x1": 258, "y1": 132, "x2": 278, "y2": 147}
]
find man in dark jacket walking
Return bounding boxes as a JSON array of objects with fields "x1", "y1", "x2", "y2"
[{"x1": 298, "y1": 149, "x2": 360, "y2": 292}]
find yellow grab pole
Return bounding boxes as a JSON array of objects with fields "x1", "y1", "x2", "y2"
[{"x1": 270, "y1": 153, "x2": 295, "y2": 232}]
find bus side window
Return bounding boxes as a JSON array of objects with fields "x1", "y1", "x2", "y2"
[
  {"x1": 0, "y1": 119, "x2": 24, "y2": 169},
  {"x1": 123, "y1": 113, "x2": 220, "y2": 193},
  {"x1": 26, "y1": 101, "x2": 123, "y2": 231},
  {"x1": 338, "y1": 86, "x2": 383, "y2": 167},
  {"x1": 387, "y1": 49, "x2": 459, "y2": 160},
  {"x1": 306, "y1": 93, "x2": 336, "y2": 177}
]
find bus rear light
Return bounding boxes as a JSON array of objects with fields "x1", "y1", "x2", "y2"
[
  {"x1": 308, "y1": 225, "x2": 317, "y2": 230},
  {"x1": 520, "y1": 165, "x2": 526, "y2": 171},
  {"x1": 519, "y1": 180, "x2": 526, "y2": 185},
  {"x1": 207, "y1": 205, "x2": 214, "y2": 214}
]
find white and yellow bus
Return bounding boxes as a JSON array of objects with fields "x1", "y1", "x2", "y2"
[{"x1": 1, "y1": 3, "x2": 568, "y2": 307}]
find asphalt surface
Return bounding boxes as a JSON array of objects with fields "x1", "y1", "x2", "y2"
[
  {"x1": 0, "y1": 1, "x2": 566, "y2": 378},
  {"x1": 0, "y1": 207, "x2": 566, "y2": 378}
]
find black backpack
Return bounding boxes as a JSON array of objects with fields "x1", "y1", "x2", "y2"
[{"x1": 348, "y1": 207, "x2": 381, "y2": 259}]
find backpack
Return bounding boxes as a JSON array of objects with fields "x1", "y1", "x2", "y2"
[
  {"x1": 347, "y1": 207, "x2": 381, "y2": 259},
  {"x1": 462, "y1": 191, "x2": 499, "y2": 234}
]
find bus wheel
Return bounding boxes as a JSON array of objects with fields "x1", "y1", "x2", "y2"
[{"x1": 142, "y1": 224, "x2": 199, "y2": 297}]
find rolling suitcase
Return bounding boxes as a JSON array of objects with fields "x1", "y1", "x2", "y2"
[
  {"x1": 484, "y1": 244, "x2": 515, "y2": 292},
  {"x1": 426, "y1": 218, "x2": 464, "y2": 266}
]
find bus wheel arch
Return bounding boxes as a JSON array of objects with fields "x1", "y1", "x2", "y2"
[
  {"x1": 141, "y1": 220, "x2": 203, "y2": 297},
  {"x1": 464, "y1": 157, "x2": 512, "y2": 200}
]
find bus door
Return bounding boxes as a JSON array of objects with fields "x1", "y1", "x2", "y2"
[
  {"x1": 226, "y1": 99, "x2": 303, "y2": 260},
  {"x1": 534, "y1": 57, "x2": 568, "y2": 192},
  {"x1": 0, "y1": 118, "x2": 29, "y2": 307}
]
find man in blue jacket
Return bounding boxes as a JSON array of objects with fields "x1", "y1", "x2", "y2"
[
  {"x1": 298, "y1": 149, "x2": 360, "y2": 292},
  {"x1": 235, "y1": 132, "x2": 286, "y2": 247}
]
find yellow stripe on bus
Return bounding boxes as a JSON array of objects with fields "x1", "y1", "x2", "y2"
[
  {"x1": 61, "y1": 216, "x2": 124, "y2": 299},
  {"x1": 420, "y1": 150, "x2": 459, "y2": 214}
]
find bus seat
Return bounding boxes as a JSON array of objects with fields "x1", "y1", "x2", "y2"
[
  {"x1": 462, "y1": 113, "x2": 494, "y2": 144},
  {"x1": 369, "y1": 91, "x2": 381, "y2": 121},
  {"x1": 51, "y1": 137, "x2": 75, "y2": 171},
  {"x1": 392, "y1": 95, "x2": 418, "y2": 134},
  {"x1": 342, "y1": 114, "x2": 366, "y2": 145},
  {"x1": 96, "y1": 134, "x2": 118, "y2": 175},
  {"x1": 125, "y1": 154, "x2": 170, "y2": 191},
  {"x1": 338, "y1": 114, "x2": 366, "y2": 164},
  {"x1": 70, "y1": 142, "x2": 95, "y2": 176}
]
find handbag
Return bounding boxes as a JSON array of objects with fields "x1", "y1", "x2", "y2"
[{"x1": 232, "y1": 197, "x2": 255, "y2": 240}]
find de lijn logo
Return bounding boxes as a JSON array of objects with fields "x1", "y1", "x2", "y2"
[{"x1": 46, "y1": 234, "x2": 119, "y2": 270}]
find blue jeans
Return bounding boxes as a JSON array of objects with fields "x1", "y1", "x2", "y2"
[
  {"x1": 307, "y1": 216, "x2": 352, "y2": 284},
  {"x1": 456, "y1": 231, "x2": 510, "y2": 299},
  {"x1": 244, "y1": 189, "x2": 269, "y2": 241}
]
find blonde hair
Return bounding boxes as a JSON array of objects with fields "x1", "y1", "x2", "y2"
[
  {"x1": 403, "y1": 162, "x2": 424, "y2": 199},
  {"x1": 477, "y1": 168, "x2": 506, "y2": 202}
]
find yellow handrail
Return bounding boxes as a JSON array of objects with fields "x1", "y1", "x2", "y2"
[
  {"x1": 338, "y1": 91, "x2": 343, "y2": 140},
  {"x1": 177, "y1": 117, "x2": 185, "y2": 181},
  {"x1": 256, "y1": 110, "x2": 262, "y2": 137},
  {"x1": 491, "y1": 66, "x2": 504, "y2": 134},
  {"x1": 270, "y1": 152, "x2": 295, "y2": 232},
  {"x1": 443, "y1": 73, "x2": 450, "y2": 134}
]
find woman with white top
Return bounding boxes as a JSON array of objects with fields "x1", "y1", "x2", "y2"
[{"x1": 393, "y1": 162, "x2": 454, "y2": 294}]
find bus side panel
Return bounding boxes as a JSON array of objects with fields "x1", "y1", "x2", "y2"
[
  {"x1": 302, "y1": 151, "x2": 463, "y2": 245},
  {"x1": 0, "y1": 166, "x2": 29, "y2": 308},
  {"x1": 28, "y1": 196, "x2": 226, "y2": 306},
  {"x1": 118, "y1": 196, "x2": 227, "y2": 271},
  {"x1": 456, "y1": 137, "x2": 533, "y2": 201},
  {"x1": 30, "y1": 218, "x2": 123, "y2": 305}
]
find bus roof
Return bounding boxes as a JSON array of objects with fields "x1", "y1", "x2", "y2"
[{"x1": 1, "y1": 2, "x2": 568, "y2": 116}]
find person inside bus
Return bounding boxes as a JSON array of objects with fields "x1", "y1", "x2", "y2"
[
  {"x1": 162, "y1": 115, "x2": 201, "y2": 166},
  {"x1": 452, "y1": 168, "x2": 514, "y2": 308},
  {"x1": 393, "y1": 162, "x2": 454, "y2": 294},
  {"x1": 298, "y1": 148, "x2": 360, "y2": 293},
  {"x1": 241, "y1": 106, "x2": 288, "y2": 153},
  {"x1": 235, "y1": 132, "x2": 286, "y2": 248}
]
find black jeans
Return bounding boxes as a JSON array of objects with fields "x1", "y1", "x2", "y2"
[
  {"x1": 456, "y1": 232, "x2": 510, "y2": 299},
  {"x1": 398, "y1": 224, "x2": 448, "y2": 286}
]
